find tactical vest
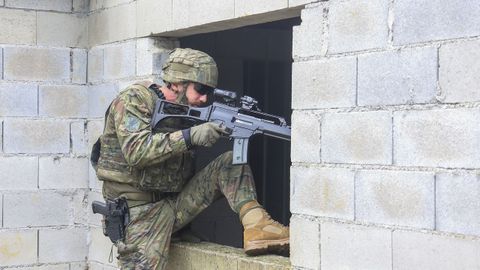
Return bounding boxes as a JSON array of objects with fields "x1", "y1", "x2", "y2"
[{"x1": 94, "y1": 82, "x2": 194, "y2": 192}]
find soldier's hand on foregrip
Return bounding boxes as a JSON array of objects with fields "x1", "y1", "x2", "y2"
[{"x1": 189, "y1": 122, "x2": 228, "y2": 147}]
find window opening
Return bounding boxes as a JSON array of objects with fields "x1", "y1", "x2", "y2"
[{"x1": 179, "y1": 17, "x2": 300, "y2": 248}]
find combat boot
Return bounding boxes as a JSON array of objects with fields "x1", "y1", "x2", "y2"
[{"x1": 240, "y1": 200, "x2": 289, "y2": 256}]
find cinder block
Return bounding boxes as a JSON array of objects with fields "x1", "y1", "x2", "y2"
[
  {"x1": 0, "y1": 157, "x2": 38, "y2": 190},
  {"x1": 104, "y1": 41, "x2": 136, "y2": 80},
  {"x1": 356, "y1": 170, "x2": 435, "y2": 228},
  {"x1": 70, "y1": 263, "x2": 88, "y2": 270},
  {"x1": 0, "y1": 194, "x2": 2, "y2": 225},
  {"x1": 136, "y1": 0, "x2": 173, "y2": 37},
  {"x1": 237, "y1": 259, "x2": 264, "y2": 270},
  {"x1": 89, "y1": 227, "x2": 118, "y2": 266},
  {"x1": 174, "y1": 0, "x2": 234, "y2": 29},
  {"x1": 73, "y1": 0, "x2": 89, "y2": 12},
  {"x1": 0, "y1": 8, "x2": 36, "y2": 45},
  {"x1": 436, "y1": 172, "x2": 480, "y2": 236},
  {"x1": 292, "y1": 57, "x2": 356, "y2": 109},
  {"x1": 39, "y1": 85, "x2": 88, "y2": 118},
  {"x1": 72, "y1": 121, "x2": 87, "y2": 155},
  {"x1": 5, "y1": 0, "x2": 72, "y2": 11},
  {"x1": 290, "y1": 217, "x2": 320, "y2": 269},
  {"x1": 358, "y1": 47, "x2": 437, "y2": 106},
  {"x1": 289, "y1": 0, "x2": 314, "y2": 7},
  {"x1": 3, "y1": 192, "x2": 72, "y2": 227},
  {"x1": 321, "y1": 222, "x2": 391, "y2": 270},
  {"x1": 4, "y1": 264, "x2": 70, "y2": 270},
  {"x1": 290, "y1": 216, "x2": 320, "y2": 269},
  {"x1": 293, "y1": 5, "x2": 326, "y2": 58},
  {"x1": 89, "y1": 164, "x2": 102, "y2": 190},
  {"x1": 4, "y1": 119, "x2": 70, "y2": 154},
  {"x1": 177, "y1": 244, "x2": 261, "y2": 270},
  {"x1": 393, "y1": 230, "x2": 480, "y2": 270},
  {"x1": 87, "y1": 120, "x2": 104, "y2": 153},
  {"x1": 39, "y1": 157, "x2": 89, "y2": 189},
  {"x1": 172, "y1": 0, "x2": 189, "y2": 29},
  {"x1": 394, "y1": 109, "x2": 480, "y2": 168},
  {"x1": 87, "y1": 48, "x2": 104, "y2": 83},
  {"x1": 39, "y1": 228, "x2": 88, "y2": 263},
  {"x1": 439, "y1": 40, "x2": 480, "y2": 103},
  {"x1": 73, "y1": 190, "x2": 88, "y2": 225},
  {"x1": 0, "y1": 48, "x2": 3, "y2": 78},
  {"x1": 0, "y1": 230, "x2": 37, "y2": 266},
  {"x1": 235, "y1": 0, "x2": 288, "y2": 17},
  {"x1": 291, "y1": 166, "x2": 354, "y2": 219},
  {"x1": 72, "y1": 49, "x2": 87, "y2": 84},
  {"x1": 291, "y1": 111, "x2": 321, "y2": 163},
  {"x1": 38, "y1": 12, "x2": 88, "y2": 47},
  {"x1": 199, "y1": 253, "x2": 235, "y2": 270},
  {"x1": 190, "y1": 0, "x2": 234, "y2": 25},
  {"x1": 0, "y1": 82, "x2": 38, "y2": 117},
  {"x1": 328, "y1": 0, "x2": 389, "y2": 54},
  {"x1": 394, "y1": 0, "x2": 480, "y2": 45},
  {"x1": 136, "y1": 37, "x2": 178, "y2": 76},
  {"x1": 88, "y1": 83, "x2": 118, "y2": 118},
  {"x1": 322, "y1": 111, "x2": 392, "y2": 165},
  {"x1": 166, "y1": 244, "x2": 194, "y2": 270},
  {"x1": 4, "y1": 47, "x2": 70, "y2": 82},
  {"x1": 89, "y1": 0, "x2": 131, "y2": 10},
  {"x1": 88, "y1": 3, "x2": 136, "y2": 45}
]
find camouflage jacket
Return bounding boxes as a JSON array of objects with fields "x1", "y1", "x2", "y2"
[{"x1": 97, "y1": 82, "x2": 195, "y2": 197}]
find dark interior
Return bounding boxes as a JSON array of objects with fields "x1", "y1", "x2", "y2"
[{"x1": 179, "y1": 17, "x2": 300, "y2": 248}]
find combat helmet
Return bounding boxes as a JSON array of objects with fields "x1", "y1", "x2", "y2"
[{"x1": 161, "y1": 48, "x2": 218, "y2": 88}]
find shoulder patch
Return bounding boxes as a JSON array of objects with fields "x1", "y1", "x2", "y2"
[{"x1": 124, "y1": 114, "x2": 141, "y2": 132}]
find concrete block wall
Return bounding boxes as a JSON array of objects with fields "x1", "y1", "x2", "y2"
[
  {"x1": 3, "y1": 0, "x2": 478, "y2": 269},
  {"x1": 0, "y1": 1, "x2": 178, "y2": 267},
  {"x1": 166, "y1": 242, "x2": 291, "y2": 270},
  {"x1": 87, "y1": 0, "x2": 305, "y2": 45},
  {"x1": 0, "y1": 1, "x2": 91, "y2": 269},
  {"x1": 86, "y1": 36, "x2": 178, "y2": 268},
  {"x1": 291, "y1": 1, "x2": 480, "y2": 269}
]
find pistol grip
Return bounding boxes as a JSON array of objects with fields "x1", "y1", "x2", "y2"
[{"x1": 233, "y1": 138, "x2": 248, "y2": 165}]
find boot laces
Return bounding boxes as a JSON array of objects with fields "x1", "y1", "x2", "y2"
[{"x1": 262, "y1": 210, "x2": 286, "y2": 229}]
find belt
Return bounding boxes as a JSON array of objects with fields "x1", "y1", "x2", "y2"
[{"x1": 123, "y1": 191, "x2": 177, "y2": 208}]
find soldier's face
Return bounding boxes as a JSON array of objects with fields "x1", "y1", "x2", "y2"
[{"x1": 185, "y1": 83, "x2": 208, "y2": 107}]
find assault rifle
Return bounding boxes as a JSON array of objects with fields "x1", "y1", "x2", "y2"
[{"x1": 151, "y1": 89, "x2": 291, "y2": 165}]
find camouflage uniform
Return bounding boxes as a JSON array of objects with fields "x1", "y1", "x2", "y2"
[{"x1": 97, "y1": 81, "x2": 257, "y2": 269}]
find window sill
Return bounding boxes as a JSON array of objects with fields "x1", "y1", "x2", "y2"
[{"x1": 166, "y1": 242, "x2": 291, "y2": 270}]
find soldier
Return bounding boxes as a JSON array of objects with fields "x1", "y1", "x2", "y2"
[{"x1": 95, "y1": 48, "x2": 289, "y2": 269}]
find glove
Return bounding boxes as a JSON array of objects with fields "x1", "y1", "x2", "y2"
[{"x1": 189, "y1": 122, "x2": 228, "y2": 147}]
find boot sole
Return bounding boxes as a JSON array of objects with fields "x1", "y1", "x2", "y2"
[{"x1": 244, "y1": 238, "x2": 289, "y2": 256}]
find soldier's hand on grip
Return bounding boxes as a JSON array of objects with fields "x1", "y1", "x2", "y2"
[{"x1": 190, "y1": 122, "x2": 228, "y2": 147}]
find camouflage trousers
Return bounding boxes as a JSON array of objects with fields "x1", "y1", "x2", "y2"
[{"x1": 117, "y1": 151, "x2": 256, "y2": 270}]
